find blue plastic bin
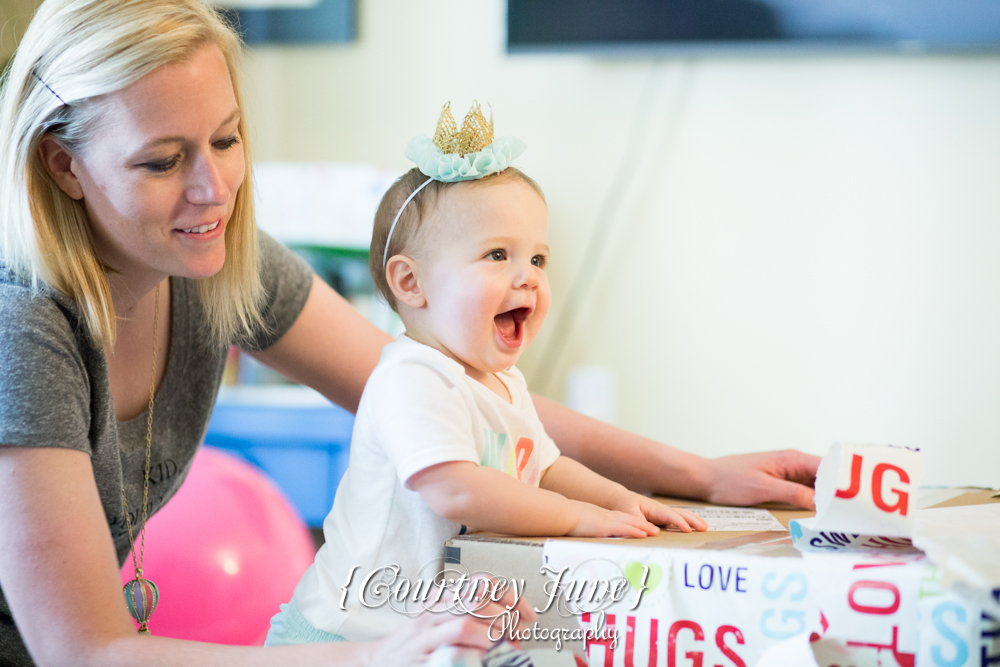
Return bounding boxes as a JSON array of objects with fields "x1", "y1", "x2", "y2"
[{"x1": 204, "y1": 388, "x2": 354, "y2": 526}]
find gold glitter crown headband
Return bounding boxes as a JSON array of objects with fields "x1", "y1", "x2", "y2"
[
  {"x1": 384, "y1": 102, "x2": 527, "y2": 268},
  {"x1": 433, "y1": 101, "x2": 494, "y2": 157}
]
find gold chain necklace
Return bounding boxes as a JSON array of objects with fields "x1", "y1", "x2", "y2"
[{"x1": 121, "y1": 282, "x2": 161, "y2": 635}]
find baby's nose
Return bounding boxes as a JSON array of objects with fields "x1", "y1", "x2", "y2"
[{"x1": 514, "y1": 264, "x2": 539, "y2": 289}]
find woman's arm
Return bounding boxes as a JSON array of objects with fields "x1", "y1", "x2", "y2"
[
  {"x1": 251, "y1": 275, "x2": 392, "y2": 413},
  {"x1": 533, "y1": 395, "x2": 820, "y2": 508},
  {"x1": 0, "y1": 446, "x2": 505, "y2": 667}
]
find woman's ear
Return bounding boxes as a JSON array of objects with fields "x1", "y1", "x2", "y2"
[
  {"x1": 385, "y1": 254, "x2": 426, "y2": 309},
  {"x1": 38, "y1": 135, "x2": 84, "y2": 200}
]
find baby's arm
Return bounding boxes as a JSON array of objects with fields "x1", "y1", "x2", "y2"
[
  {"x1": 408, "y1": 461, "x2": 661, "y2": 538},
  {"x1": 539, "y1": 456, "x2": 708, "y2": 533}
]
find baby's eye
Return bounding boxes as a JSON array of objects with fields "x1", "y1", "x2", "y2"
[
  {"x1": 488, "y1": 249, "x2": 506, "y2": 261},
  {"x1": 531, "y1": 254, "x2": 547, "y2": 269}
]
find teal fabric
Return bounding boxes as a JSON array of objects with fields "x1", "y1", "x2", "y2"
[
  {"x1": 265, "y1": 601, "x2": 347, "y2": 646},
  {"x1": 405, "y1": 135, "x2": 526, "y2": 182}
]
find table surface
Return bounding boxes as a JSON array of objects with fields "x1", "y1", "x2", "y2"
[{"x1": 453, "y1": 487, "x2": 999, "y2": 551}]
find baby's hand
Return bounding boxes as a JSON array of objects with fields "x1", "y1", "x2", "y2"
[
  {"x1": 568, "y1": 502, "x2": 660, "y2": 538},
  {"x1": 610, "y1": 491, "x2": 709, "y2": 533}
]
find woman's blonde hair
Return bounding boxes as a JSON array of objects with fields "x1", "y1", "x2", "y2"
[
  {"x1": 0, "y1": 0, "x2": 263, "y2": 347},
  {"x1": 370, "y1": 166, "x2": 544, "y2": 311}
]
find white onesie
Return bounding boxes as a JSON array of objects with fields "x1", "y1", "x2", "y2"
[{"x1": 287, "y1": 334, "x2": 561, "y2": 641}]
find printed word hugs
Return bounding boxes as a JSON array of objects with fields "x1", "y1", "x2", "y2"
[{"x1": 580, "y1": 612, "x2": 748, "y2": 667}]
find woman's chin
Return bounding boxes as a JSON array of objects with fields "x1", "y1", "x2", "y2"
[{"x1": 177, "y1": 253, "x2": 226, "y2": 280}]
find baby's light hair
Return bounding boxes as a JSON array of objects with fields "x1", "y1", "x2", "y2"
[{"x1": 369, "y1": 166, "x2": 544, "y2": 311}]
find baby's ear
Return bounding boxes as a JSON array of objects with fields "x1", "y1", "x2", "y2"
[{"x1": 385, "y1": 255, "x2": 426, "y2": 308}]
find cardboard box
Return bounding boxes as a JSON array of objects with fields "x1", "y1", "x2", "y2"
[{"x1": 444, "y1": 489, "x2": 998, "y2": 655}]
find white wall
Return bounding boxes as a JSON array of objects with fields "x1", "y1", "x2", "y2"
[{"x1": 242, "y1": 0, "x2": 1000, "y2": 487}]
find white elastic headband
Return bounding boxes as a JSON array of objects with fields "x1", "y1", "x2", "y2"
[{"x1": 383, "y1": 176, "x2": 434, "y2": 269}]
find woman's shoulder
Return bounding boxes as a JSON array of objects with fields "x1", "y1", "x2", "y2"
[
  {"x1": 0, "y1": 270, "x2": 82, "y2": 340},
  {"x1": 238, "y1": 231, "x2": 314, "y2": 352},
  {"x1": 0, "y1": 271, "x2": 92, "y2": 387},
  {"x1": 0, "y1": 271, "x2": 93, "y2": 449}
]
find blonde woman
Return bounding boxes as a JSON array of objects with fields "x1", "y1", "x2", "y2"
[{"x1": 0, "y1": 1, "x2": 819, "y2": 665}]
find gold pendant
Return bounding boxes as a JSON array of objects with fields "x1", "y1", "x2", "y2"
[{"x1": 123, "y1": 577, "x2": 159, "y2": 634}]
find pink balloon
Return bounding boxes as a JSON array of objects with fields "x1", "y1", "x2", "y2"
[{"x1": 121, "y1": 446, "x2": 316, "y2": 645}]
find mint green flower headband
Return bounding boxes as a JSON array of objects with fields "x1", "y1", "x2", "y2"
[{"x1": 383, "y1": 102, "x2": 526, "y2": 268}]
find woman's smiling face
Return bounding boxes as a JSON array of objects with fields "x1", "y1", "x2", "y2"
[{"x1": 68, "y1": 44, "x2": 245, "y2": 282}]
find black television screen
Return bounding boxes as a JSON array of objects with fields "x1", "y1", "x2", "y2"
[{"x1": 507, "y1": 0, "x2": 1000, "y2": 54}]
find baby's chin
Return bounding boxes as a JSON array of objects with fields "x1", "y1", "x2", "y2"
[
  {"x1": 457, "y1": 345, "x2": 528, "y2": 377},
  {"x1": 484, "y1": 341, "x2": 536, "y2": 373},
  {"x1": 401, "y1": 320, "x2": 539, "y2": 374}
]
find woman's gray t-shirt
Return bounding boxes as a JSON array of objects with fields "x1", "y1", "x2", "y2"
[{"x1": 0, "y1": 232, "x2": 314, "y2": 666}]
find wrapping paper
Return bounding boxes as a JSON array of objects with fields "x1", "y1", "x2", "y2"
[
  {"x1": 913, "y1": 504, "x2": 1000, "y2": 590},
  {"x1": 539, "y1": 444, "x2": 998, "y2": 666},
  {"x1": 542, "y1": 541, "x2": 819, "y2": 666},
  {"x1": 541, "y1": 542, "x2": 999, "y2": 666}
]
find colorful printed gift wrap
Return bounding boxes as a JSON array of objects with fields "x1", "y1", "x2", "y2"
[
  {"x1": 538, "y1": 543, "x2": 998, "y2": 667},
  {"x1": 444, "y1": 444, "x2": 999, "y2": 666}
]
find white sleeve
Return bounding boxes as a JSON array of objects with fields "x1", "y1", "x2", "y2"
[
  {"x1": 366, "y1": 357, "x2": 480, "y2": 486},
  {"x1": 536, "y1": 430, "x2": 562, "y2": 472}
]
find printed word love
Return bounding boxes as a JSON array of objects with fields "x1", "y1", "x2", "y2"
[{"x1": 682, "y1": 563, "x2": 748, "y2": 594}]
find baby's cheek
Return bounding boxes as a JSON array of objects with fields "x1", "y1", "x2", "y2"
[
  {"x1": 452, "y1": 291, "x2": 495, "y2": 339},
  {"x1": 537, "y1": 276, "x2": 552, "y2": 311},
  {"x1": 465, "y1": 291, "x2": 495, "y2": 324},
  {"x1": 519, "y1": 319, "x2": 541, "y2": 350},
  {"x1": 531, "y1": 286, "x2": 552, "y2": 333}
]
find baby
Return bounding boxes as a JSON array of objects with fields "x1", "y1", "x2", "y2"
[{"x1": 267, "y1": 103, "x2": 707, "y2": 646}]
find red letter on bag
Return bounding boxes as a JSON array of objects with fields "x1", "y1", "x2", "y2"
[
  {"x1": 871, "y1": 463, "x2": 909, "y2": 515},
  {"x1": 583, "y1": 613, "x2": 616, "y2": 667},
  {"x1": 625, "y1": 615, "x2": 658, "y2": 667},
  {"x1": 835, "y1": 454, "x2": 863, "y2": 499},
  {"x1": 848, "y1": 580, "x2": 900, "y2": 615},
  {"x1": 715, "y1": 625, "x2": 746, "y2": 667},
  {"x1": 667, "y1": 620, "x2": 704, "y2": 667}
]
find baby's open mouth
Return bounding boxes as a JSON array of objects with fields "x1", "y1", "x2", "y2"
[{"x1": 494, "y1": 307, "x2": 530, "y2": 347}]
